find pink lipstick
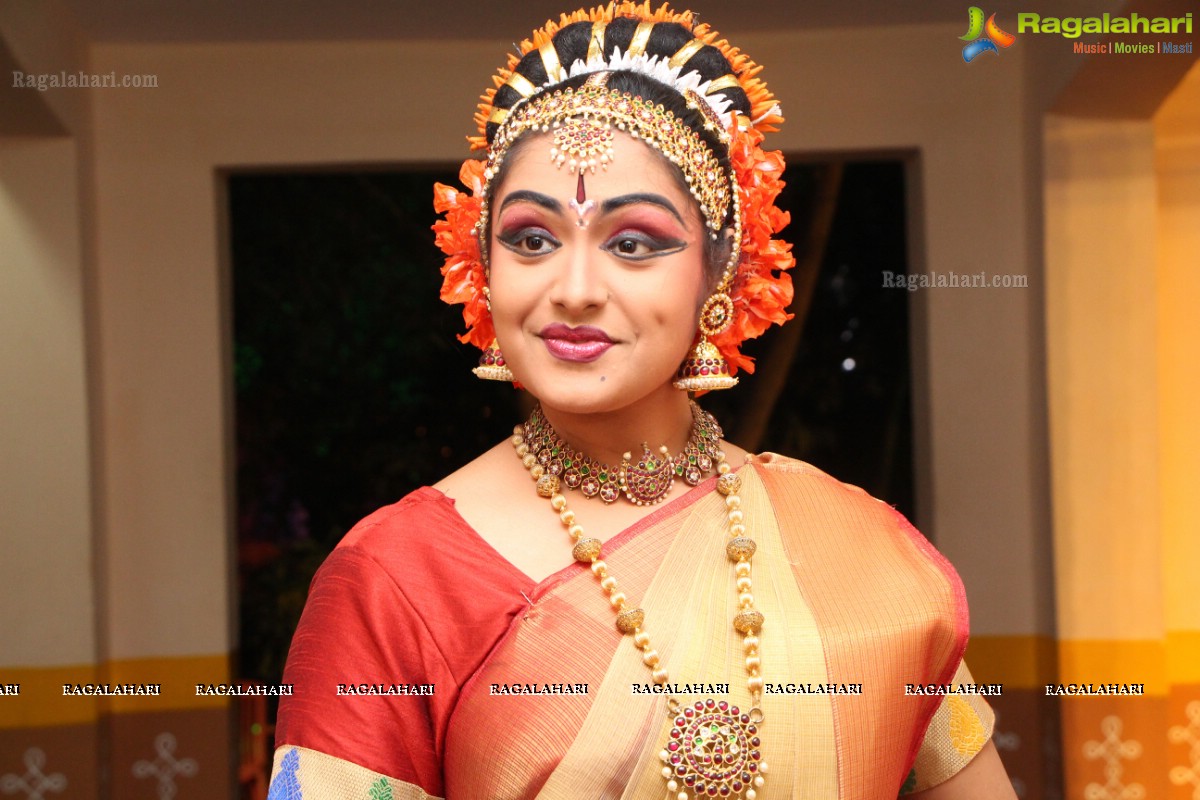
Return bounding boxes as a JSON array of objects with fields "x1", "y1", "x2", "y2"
[{"x1": 540, "y1": 323, "x2": 614, "y2": 363}]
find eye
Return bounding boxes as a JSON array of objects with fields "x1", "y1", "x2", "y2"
[
  {"x1": 519, "y1": 233, "x2": 553, "y2": 253},
  {"x1": 614, "y1": 237, "x2": 650, "y2": 256},
  {"x1": 497, "y1": 227, "x2": 560, "y2": 256},
  {"x1": 603, "y1": 231, "x2": 687, "y2": 261}
]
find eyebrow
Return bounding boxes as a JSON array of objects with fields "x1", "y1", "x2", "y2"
[
  {"x1": 498, "y1": 190, "x2": 562, "y2": 214},
  {"x1": 498, "y1": 190, "x2": 686, "y2": 226},
  {"x1": 600, "y1": 193, "x2": 685, "y2": 226}
]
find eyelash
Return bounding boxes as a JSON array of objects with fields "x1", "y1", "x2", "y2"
[
  {"x1": 495, "y1": 226, "x2": 686, "y2": 262},
  {"x1": 603, "y1": 231, "x2": 686, "y2": 261},
  {"x1": 496, "y1": 227, "x2": 561, "y2": 256}
]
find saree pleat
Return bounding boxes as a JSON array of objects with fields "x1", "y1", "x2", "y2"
[
  {"x1": 758, "y1": 456, "x2": 969, "y2": 795},
  {"x1": 743, "y1": 460, "x2": 841, "y2": 797}
]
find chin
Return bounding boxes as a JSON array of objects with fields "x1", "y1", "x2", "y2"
[
  {"x1": 518, "y1": 372, "x2": 680, "y2": 418},
  {"x1": 520, "y1": 380, "x2": 628, "y2": 415}
]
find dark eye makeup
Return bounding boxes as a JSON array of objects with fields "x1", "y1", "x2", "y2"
[
  {"x1": 496, "y1": 226, "x2": 561, "y2": 256},
  {"x1": 603, "y1": 231, "x2": 688, "y2": 261},
  {"x1": 494, "y1": 195, "x2": 690, "y2": 262}
]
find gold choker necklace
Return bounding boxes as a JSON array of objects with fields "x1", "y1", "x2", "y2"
[
  {"x1": 522, "y1": 402, "x2": 723, "y2": 506},
  {"x1": 512, "y1": 408, "x2": 769, "y2": 800}
]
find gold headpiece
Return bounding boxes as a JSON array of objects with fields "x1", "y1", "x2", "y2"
[
  {"x1": 470, "y1": 2, "x2": 784, "y2": 152},
  {"x1": 477, "y1": 82, "x2": 742, "y2": 282}
]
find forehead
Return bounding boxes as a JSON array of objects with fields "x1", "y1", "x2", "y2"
[{"x1": 495, "y1": 129, "x2": 693, "y2": 208}]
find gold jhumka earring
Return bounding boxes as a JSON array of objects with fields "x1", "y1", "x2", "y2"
[
  {"x1": 472, "y1": 339, "x2": 514, "y2": 381},
  {"x1": 674, "y1": 291, "x2": 738, "y2": 391},
  {"x1": 472, "y1": 287, "x2": 514, "y2": 381}
]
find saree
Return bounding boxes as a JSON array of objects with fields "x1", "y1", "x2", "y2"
[{"x1": 271, "y1": 453, "x2": 993, "y2": 798}]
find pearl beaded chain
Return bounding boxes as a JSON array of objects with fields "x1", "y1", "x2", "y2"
[{"x1": 512, "y1": 412, "x2": 770, "y2": 800}]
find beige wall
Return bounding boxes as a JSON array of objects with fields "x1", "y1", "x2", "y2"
[
  {"x1": 1044, "y1": 61, "x2": 1200, "y2": 651},
  {"x1": 1045, "y1": 116, "x2": 1163, "y2": 642},
  {"x1": 1040, "y1": 59, "x2": 1199, "y2": 797},
  {"x1": 85, "y1": 37, "x2": 503, "y2": 660},
  {"x1": 0, "y1": 136, "x2": 96, "y2": 666},
  {"x1": 1, "y1": 0, "x2": 95, "y2": 670}
]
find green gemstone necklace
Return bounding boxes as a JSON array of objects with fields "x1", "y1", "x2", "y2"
[{"x1": 521, "y1": 401, "x2": 723, "y2": 506}]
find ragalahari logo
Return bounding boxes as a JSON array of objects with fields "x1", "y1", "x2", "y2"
[{"x1": 960, "y1": 7, "x2": 1017, "y2": 62}]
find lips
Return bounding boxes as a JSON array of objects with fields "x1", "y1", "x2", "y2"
[{"x1": 539, "y1": 323, "x2": 615, "y2": 363}]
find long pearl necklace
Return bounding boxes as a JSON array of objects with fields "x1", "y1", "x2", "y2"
[{"x1": 512, "y1": 407, "x2": 770, "y2": 800}]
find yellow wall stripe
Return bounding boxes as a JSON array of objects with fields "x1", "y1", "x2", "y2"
[
  {"x1": 0, "y1": 664, "x2": 100, "y2": 728},
  {"x1": 1167, "y1": 630, "x2": 1200, "y2": 684},
  {"x1": 964, "y1": 635, "x2": 1058, "y2": 688},
  {"x1": 105, "y1": 653, "x2": 231, "y2": 713},
  {"x1": 0, "y1": 654, "x2": 232, "y2": 729},
  {"x1": 965, "y1": 633, "x2": 1200, "y2": 695},
  {"x1": 1056, "y1": 640, "x2": 1166, "y2": 694}
]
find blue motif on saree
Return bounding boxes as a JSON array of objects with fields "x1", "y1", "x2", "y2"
[{"x1": 267, "y1": 748, "x2": 302, "y2": 800}]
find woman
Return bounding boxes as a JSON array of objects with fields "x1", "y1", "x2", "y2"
[{"x1": 269, "y1": 4, "x2": 1017, "y2": 798}]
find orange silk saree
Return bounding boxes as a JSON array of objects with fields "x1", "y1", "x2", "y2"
[{"x1": 271, "y1": 454, "x2": 993, "y2": 798}]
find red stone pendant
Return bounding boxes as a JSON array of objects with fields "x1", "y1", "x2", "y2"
[
  {"x1": 620, "y1": 444, "x2": 675, "y2": 506},
  {"x1": 661, "y1": 699, "x2": 764, "y2": 799}
]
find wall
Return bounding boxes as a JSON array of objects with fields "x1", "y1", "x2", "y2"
[
  {"x1": 0, "y1": 0, "x2": 104, "y2": 792},
  {"x1": 1043, "y1": 59, "x2": 1200, "y2": 799}
]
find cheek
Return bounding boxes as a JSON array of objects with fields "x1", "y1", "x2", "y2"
[
  {"x1": 645, "y1": 268, "x2": 705, "y2": 344},
  {"x1": 487, "y1": 262, "x2": 538, "y2": 320}
]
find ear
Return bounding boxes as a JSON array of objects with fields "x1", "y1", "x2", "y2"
[{"x1": 705, "y1": 228, "x2": 738, "y2": 295}]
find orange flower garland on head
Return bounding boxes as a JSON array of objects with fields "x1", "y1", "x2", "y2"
[
  {"x1": 433, "y1": 159, "x2": 493, "y2": 350},
  {"x1": 432, "y1": 1, "x2": 796, "y2": 376},
  {"x1": 711, "y1": 126, "x2": 795, "y2": 374}
]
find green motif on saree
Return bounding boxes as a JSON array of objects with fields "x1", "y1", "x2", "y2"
[{"x1": 368, "y1": 777, "x2": 393, "y2": 800}]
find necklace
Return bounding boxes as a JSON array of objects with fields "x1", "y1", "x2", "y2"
[
  {"x1": 513, "y1": 407, "x2": 769, "y2": 800},
  {"x1": 522, "y1": 402, "x2": 723, "y2": 505}
]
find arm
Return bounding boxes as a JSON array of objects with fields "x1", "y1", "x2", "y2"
[
  {"x1": 908, "y1": 740, "x2": 1017, "y2": 800},
  {"x1": 273, "y1": 545, "x2": 451, "y2": 796}
]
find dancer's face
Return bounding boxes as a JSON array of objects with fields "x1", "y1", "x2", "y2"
[{"x1": 488, "y1": 130, "x2": 708, "y2": 414}]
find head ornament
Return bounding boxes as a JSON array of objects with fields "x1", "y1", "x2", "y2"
[{"x1": 433, "y1": 1, "x2": 796, "y2": 377}]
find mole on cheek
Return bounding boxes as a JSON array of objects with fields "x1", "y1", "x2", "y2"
[{"x1": 600, "y1": 376, "x2": 606, "y2": 382}]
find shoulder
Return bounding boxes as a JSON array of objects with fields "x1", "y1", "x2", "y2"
[
  {"x1": 432, "y1": 438, "x2": 521, "y2": 514},
  {"x1": 749, "y1": 451, "x2": 967, "y2": 611},
  {"x1": 319, "y1": 482, "x2": 528, "y2": 608},
  {"x1": 749, "y1": 452, "x2": 969, "y2": 681},
  {"x1": 290, "y1": 487, "x2": 476, "y2": 648},
  {"x1": 749, "y1": 451, "x2": 898, "y2": 525},
  {"x1": 335, "y1": 486, "x2": 466, "y2": 558},
  {"x1": 751, "y1": 451, "x2": 910, "y2": 530}
]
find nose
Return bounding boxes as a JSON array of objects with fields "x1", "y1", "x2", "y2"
[{"x1": 547, "y1": 241, "x2": 607, "y2": 315}]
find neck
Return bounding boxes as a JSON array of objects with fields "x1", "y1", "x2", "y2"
[{"x1": 535, "y1": 385, "x2": 696, "y2": 467}]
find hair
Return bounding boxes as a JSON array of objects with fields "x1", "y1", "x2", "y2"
[{"x1": 484, "y1": 19, "x2": 748, "y2": 284}]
